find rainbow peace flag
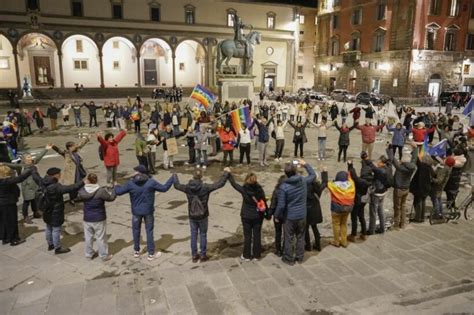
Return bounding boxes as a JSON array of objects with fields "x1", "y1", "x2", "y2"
[
  {"x1": 418, "y1": 133, "x2": 429, "y2": 158},
  {"x1": 190, "y1": 84, "x2": 216, "y2": 109},
  {"x1": 327, "y1": 174, "x2": 355, "y2": 206},
  {"x1": 230, "y1": 106, "x2": 253, "y2": 133}
]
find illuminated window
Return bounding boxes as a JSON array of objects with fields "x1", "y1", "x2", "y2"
[
  {"x1": 299, "y1": 14, "x2": 305, "y2": 24},
  {"x1": 447, "y1": 0, "x2": 460, "y2": 16},
  {"x1": 76, "y1": 40, "x2": 83, "y2": 53},
  {"x1": 267, "y1": 12, "x2": 276, "y2": 29},
  {"x1": 425, "y1": 23, "x2": 440, "y2": 50},
  {"x1": 227, "y1": 9, "x2": 236, "y2": 27},
  {"x1": 73, "y1": 59, "x2": 88, "y2": 70},
  {"x1": 185, "y1": 4, "x2": 195, "y2": 24},
  {"x1": 330, "y1": 37, "x2": 339, "y2": 56}
]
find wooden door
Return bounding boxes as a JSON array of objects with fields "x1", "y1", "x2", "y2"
[
  {"x1": 144, "y1": 59, "x2": 158, "y2": 86},
  {"x1": 33, "y1": 56, "x2": 52, "y2": 86}
]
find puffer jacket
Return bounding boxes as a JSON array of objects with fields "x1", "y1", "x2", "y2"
[
  {"x1": 78, "y1": 184, "x2": 116, "y2": 222},
  {"x1": 386, "y1": 125, "x2": 409, "y2": 147},
  {"x1": 251, "y1": 119, "x2": 270, "y2": 143},
  {"x1": 0, "y1": 168, "x2": 33, "y2": 205},
  {"x1": 97, "y1": 130, "x2": 126, "y2": 167},
  {"x1": 114, "y1": 174, "x2": 173, "y2": 216},
  {"x1": 229, "y1": 175, "x2": 267, "y2": 220},
  {"x1": 335, "y1": 122, "x2": 357, "y2": 146},
  {"x1": 444, "y1": 154, "x2": 467, "y2": 193},
  {"x1": 431, "y1": 165, "x2": 451, "y2": 197},
  {"x1": 348, "y1": 162, "x2": 373, "y2": 205},
  {"x1": 40, "y1": 175, "x2": 85, "y2": 227},
  {"x1": 218, "y1": 129, "x2": 236, "y2": 151},
  {"x1": 410, "y1": 158, "x2": 435, "y2": 197},
  {"x1": 173, "y1": 173, "x2": 229, "y2": 220},
  {"x1": 368, "y1": 162, "x2": 391, "y2": 194},
  {"x1": 288, "y1": 121, "x2": 308, "y2": 143},
  {"x1": 275, "y1": 164, "x2": 316, "y2": 220}
]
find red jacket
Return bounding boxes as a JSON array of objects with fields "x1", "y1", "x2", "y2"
[
  {"x1": 218, "y1": 129, "x2": 236, "y2": 151},
  {"x1": 98, "y1": 130, "x2": 126, "y2": 167},
  {"x1": 412, "y1": 126, "x2": 435, "y2": 143},
  {"x1": 356, "y1": 124, "x2": 383, "y2": 144}
]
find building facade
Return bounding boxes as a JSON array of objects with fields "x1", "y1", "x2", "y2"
[
  {"x1": 314, "y1": 0, "x2": 472, "y2": 100},
  {"x1": 0, "y1": 0, "x2": 316, "y2": 94}
]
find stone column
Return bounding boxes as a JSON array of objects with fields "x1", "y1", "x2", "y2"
[
  {"x1": 13, "y1": 48, "x2": 21, "y2": 94},
  {"x1": 57, "y1": 51, "x2": 65, "y2": 88},
  {"x1": 99, "y1": 51, "x2": 105, "y2": 88},
  {"x1": 136, "y1": 52, "x2": 141, "y2": 87},
  {"x1": 172, "y1": 52, "x2": 176, "y2": 87}
]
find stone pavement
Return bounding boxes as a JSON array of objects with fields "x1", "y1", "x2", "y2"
[{"x1": 1, "y1": 219, "x2": 473, "y2": 314}]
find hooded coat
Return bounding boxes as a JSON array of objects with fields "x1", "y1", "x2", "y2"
[
  {"x1": 274, "y1": 164, "x2": 316, "y2": 220},
  {"x1": 335, "y1": 122, "x2": 357, "y2": 146},
  {"x1": 97, "y1": 130, "x2": 126, "y2": 167},
  {"x1": 229, "y1": 175, "x2": 267, "y2": 220},
  {"x1": 173, "y1": 173, "x2": 229, "y2": 220},
  {"x1": 52, "y1": 137, "x2": 89, "y2": 186},
  {"x1": 77, "y1": 184, "x2": 116, "y2": 222},
  {"x1": 306, "y1": 171, "x2": 327, "y2": 225},
  {"x1": 431, "y1": 165, "x2": 452, "y2": 197},
  {"x1": 114, "y1": 173, "x2": 173, "y2": 216}
]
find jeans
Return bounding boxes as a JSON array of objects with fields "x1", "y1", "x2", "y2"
[
  {"x1": 257, "y1": 141, "x2": 268, "y2": 164},
  {"x1": 275, "y1": 139, "x2": 284, "y2": 158},
  {"x1": 393, "y1": 188, "x2": 409, "y2": 228},
  {"x1": 369, "y1": 194, "x2": 385, "y2": 234},
  {"x1": 132, "y1": 214, "x2": 155, "y2": 255},
  {"x1": 283, "y1": 219, "x2": 306, "y2": 262},
  {"x1": 318, "y1": 137, "x2": 326, "y2": 159},
  {"x1": 74, "y1": 115, "x2": 82, "y2": 127},
  {"x1": 294, "y1": 141, "x2": 304, "y2": 157},
  {"x1": 188, "y1": 146, "x2": 196, "y2": 164},
  {"x1": 350, "y1": 202, "x2": 367, "y2": 236},
  {"x1": 22, "y1": 199, "x2": 38, "y2": 218},
  {"x1": 106, "y1": 166, "x2": 117, "y2": 184},
  {"x1": 134, "y1": 120, "x2": 141, "y2": 133},
  {"x1": 84, "y1": 220, "x2": 108, "y2": 258},
  {"x1": 242, "y1": 217, "x2": 263, "y2": 259},
  {"x1": 190, "y1": 217, "x2": 208, "y2": 257},
  {"x1": 173, "y1": 125, "x2": 180, "y2": 136},
  {"x1": 89, "y1": 115, "x2": 97, "y2": 127},
  {"x1": 46, "y1": 224, "x2": 62, "y2": 249},
  {"x1": 239, "y1": 143, "x2": 251, "y2": 164},
  {"x1": 137, "y1": 155, "x2": 149, "y2": 172},
  {"x1": 196, "y1": 149, "x2": 208, "y2": 166},
  {"x1": 274, "y1": 219, "x2": 283, "y2": 252},
  {"x1": 331, "y1": 212, "x2": 350, "y2": 246},
  {"x1": 223, "y1": 150, "x2": 233, "y2": 165},
  {"x1": 430, "y1": 193, "x2": 443, "y2": 217}
]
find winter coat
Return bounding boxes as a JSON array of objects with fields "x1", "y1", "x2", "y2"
[
  {"x1": 40, "y1": 175, "x2": 85, "y2": 227},
  {"x1": 288, "y1": 121, "x2": 308, "y2": 143},
  {"x1": 368, "y1": 162, "x2": 391, "y2": 194},
  {"x1": 52, "y1": 137, "x2": 89, "y2": 186},
  {"x1": 78, "y1": 184, "x2": 116, "y2": 222},
  {"x1": 46, "y1": 107, "x2": 59, "y2": 119},
  {"x1": 410, "y1": 159, "x2": 435, "y2": 198},
  {"x1": 412, "y1": 127, "x2": 434, "y2": 143},
  {"x1": 173, "y1": 173, "x2": 229, "y2": 220},
  {"x1": 386, "y1": 125, "x2": 408, "y2": 147},
  {"x1": 0, "y1": 168, "x2": 33, "y2": 205},
  {"x1": 114, "y1": 174, "x2": 173, "y2": 216},
  {"x1": 348, "y1": 162, "x2": 373, "y2": 205},
  {"x1": 275, "y1": 164, "x2": 316, "y2": 221},
  {"x1": 306, "y1": 171, "x2": 327, "y2": 225},
  {"x1": 251, "y1": 119, "x2": 270, "y2": 143},
  {"x1": 444, "y1": 155, "x2": 467, "y2": 194},
  {"x1": 97, "y1": 130, "x2": 126, "y2": 167},
  {"x1": 335, "y1": 122, "x2": 356, "y2": 146},
  {"x1": 388, "y1": 147, "x2": 417, "y2": 190},
  {"x1": 363, "y1": 106, "x2": 375, "y2": 119},
  {"x1": 330, "y1": 104, "x2": 339, "y2": 119},
  {"x1": 218, "y1": 129, "x2": 236, "y2": 151},
  {"x1": 356, "y1": 124, "x2": 383, "y2": 144},
  {"x1": 327, "y1": 171, "x2": 355, "y2": 213},
  {"x1": 431, "y1": 166, "x2": 451, "y2": 198},
  {"x1": 350, "y1": 107, "x2": 361, "y2": 120},
  {"x1": 135, "y1": 137, "x2": 149, "y2": 156},
  {"x1": 229, "y1": 175, "x2": 267, "y2": 220},
  {"x1": 193, "y1": 131, "x2": 212, "y2": 151},
  {"x1": 20, "y1": 149, "x2": 48, "y2": 200}
]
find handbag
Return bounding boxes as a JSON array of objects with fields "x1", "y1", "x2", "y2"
[{"x1": 361, "y1": 186, "x2": 375, "y2": 204}]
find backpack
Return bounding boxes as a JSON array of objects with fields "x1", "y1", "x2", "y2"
[
  {"x1": 36, "y1": 184, "x2": 51, "y2": 211},
  {"x1": 189, "y1": 195, "x2": 206, "y2": 218},
  {"x1": 98, "y1": 145, "x2": 105, "y2": 161}
]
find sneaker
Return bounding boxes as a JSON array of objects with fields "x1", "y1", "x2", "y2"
[
  {"x1": 347, "y1": 235, "x2": 356, "y2": 243},
  {"x1": 330, "y1": 241, "x2": 340, "y2": 248},
  {"x1": 101, "y1": 254, "x2": 113, "y2": 262},
  {"x1": 55, "y1": 247, "x2": 71, "y2": 255},
  {"x1": 200, "y1": 254, "x2": 209, "y2": 262},
  {"x1": 240, "y1": 254, "x2": 250, "y2": 262},
  {"x1": 263, "y1": 161, "x2": 269, "y2": 166},
  {"x1": 169, "y1": 163, "x2": 174, "y2": 168},
  {"x1": 359, "y1": 234, "x2": 367, "y2": 241},
  {"x1": 24, "y1": 217, "x2": 33, "y2": 224},
  {"x1": 133, "y1": 251, "x2": 140, "y2": 258},
  {"x1": 192, "y1": 255, "x2": 200, "y2": 263},
  {"x1": 147, "y1": 251, "x2": 162, "y2": 261},
  {"x1": 48, "y1": 244, "x2": 54, "y2": 251},
  {"x1": 260, "y1": 162, "x2": 265, "y2": 167},
  {"x1": 184, "y1": 162, "x2": 190, "y2": 166},
  {"x1": 202, "y1": 165, "x2": 207, "y2": 170}
]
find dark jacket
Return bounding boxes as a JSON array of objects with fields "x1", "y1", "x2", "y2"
[
  {"x1": 173, "y1": 173, "x2": 229, "y2": 220},
  {"x1": 269, "y1": 183, "x2": 284, "y2": 221},
  {"x1": 0, "y1": 168, "x2": 33, "y2": 205},
  {"x1": 289, "y1": 121, "x2": 308, "y2": 143},
  {"x1": 275, "y1": 164, "x2": 316, "y2": 221},
  {"x1": 410, "y1": 159, "x2": 435, "y2": 197},
  {"x1": 348, "y1": 161, "x2": 373, "y2": 204},
  {"x1": 388, "y1": 147, "x2": 417, "y2": 189},
  {"x1": 251, "y1": 119, "x2": 270, "y2": 143},
  {"x1": 78, "y1": 184, "x2": 116, "y2": 222},
  {"x1": 335, "y1": 122, "x2": 357, "y2": 146},
  {"x1": 229, "y1": 175, "x2": 267, "y2": 220},
  {"x1": 114, "y1": 174, "x2": 173, "y2": 216},
  {"x1": 368, "y1": 162, "x2": 391, "y2": 194},
  {"x1": 306, "y1": 172, "x2": 327, "y2": 225},
  {"x1": 40, "y1": 175, "x2": 85, "y2": 227},
  {"x1": 431, "y1": 165, "x2": 451, "y2": 197},
  {"x1": 47, "y1": 106, "x2": 59, "y2": 119}
]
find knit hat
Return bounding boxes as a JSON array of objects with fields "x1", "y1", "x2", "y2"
[
  {"x1": 445, "y1": 156, "x2": 455, "y2": 167},
  {"x1": 335, "y1": 171, "x2": 348, "y2": 182},
  {"x1": 360, "y1": 151, "x2": 368, "y2": 160},
  {"x1": 133, "y1": 165, "x2": 147, "y2": 174},
  {"x1": 46, "y1": 167, "x2": 61, "y2": 176}
]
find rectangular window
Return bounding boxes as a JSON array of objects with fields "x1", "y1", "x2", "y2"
[
  {"x1": 351, "y1": 8, "x2": 362, "y2": 25},
  {"x1": 429, "y1": 0, "x2": 441, "y2": 15},
  {"x1": 331, "y1": 40, "x2": 339, "y2": 56},
  {"x1": 426, "y1": 31, "x2": 435, "y2": 49},
  {"x1": 73, "y1": 59, "x2": 88, "y2": 70},
  {"x1": 112, "y1": 4, "x2": 122, "y2": 19},
  {"x1": 299, "y1": 31, "x2": 304, "y2": 35},
  {"x1": 0, "y1": 57, "x2": 10, "y2": 69},
  {"x1": 445, "y1": 32, "x2": 456, "y2": 51},
  {"x1": 466, "y1": 34, "x2": 474, "y2": 50},
  {"x1": 27, "y1": 0, "x2": 39, "y2": 11},
  {"x1": 76, "y1": 40, "x2": 83, "y2": 53},
  {"x1": 151, "y1": 7, "x2": 160, "y2": 21},
  {"x1": 373, "y1": 33, "x2": 385, "y2": 52},
  {"x1": 471, "y1": 0, "x2": 474, "y2": 18},
  {"x1": 315, "y1": 16, "x2": 318, "y2": 25},
  {"x1": 448, "y1": 0, "x2": 460, "y2": 16},
  {"x1": 267, "y1": 16, "x2": 275, "y2": 29},
  {"x1": 185, "y1": 8, "x2": 195, "y2": 24},
  {"x1": 299, "y1": 14, "x2": 305, "y2": 24},
  {"x1": 71, "y1": 0, "x2": 83, "y2": 17},
  {"x1": 113, "y1": 61, "x2": 120, "y2": 70},
  {"x1": 299, "y1": 41, "x2": 304, "y2": 51},
  {"x1": 298, "y1": 65, "x2": 303, "y2": 73},
  {"x1": 376, "y1": 1, "x2": 386, "y2": 20},
  {"x1": 227, "y1": 13, "x2": 234, "y2": 27},
  {"x1": 464, "y1": 64, "x2": 471, "y2": 75},
  {"x1": 113, "y1": 41, "x2": 119, "y2": 49},
  {"x1": 332, "y1": 14, "x2": 338, "y2": 29}
]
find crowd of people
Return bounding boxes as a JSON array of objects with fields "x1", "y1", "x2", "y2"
[{"x1": 0, "y1": 94, "x2": 473, "y2": 266}]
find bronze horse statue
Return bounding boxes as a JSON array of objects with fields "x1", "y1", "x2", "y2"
[{"x1": 216, "y1": 30, "x2": 261, "y2": 75}]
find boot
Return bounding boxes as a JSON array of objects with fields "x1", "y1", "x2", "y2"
[
  {"x1": 347, "y1": 235, "x2": 356, "y2": 243},
  {"x1": 33, "y1": 211, "x2": 42, "y2": 219},
  {"x1": 24, "y1": 216, "x2": 33, "y2": 224},
  {"x1": 55, "y1": 247, "x2": 71, "y2": 255}
]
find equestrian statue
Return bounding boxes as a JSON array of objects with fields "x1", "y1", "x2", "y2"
[{"x1": 216, "y1": 14, "x2": 261, "y2": 75}]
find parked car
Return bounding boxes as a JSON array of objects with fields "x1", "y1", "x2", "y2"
[
  {"x1": 439, "y1": 91, "x2": 470, "y2": 107},
  {"x1": 356, "y1": 92, "x2": 386, "y2": 105},
  {"x1": 331, "y1": 89, "x2": 356, "y2": 102},
  {"x1": 309, "y1": 93, "x2": 330, "y2": 104}
]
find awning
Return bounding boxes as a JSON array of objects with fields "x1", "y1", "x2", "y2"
[{"x1": 463, "y1": 77, "x2": 474, "y2": 86}]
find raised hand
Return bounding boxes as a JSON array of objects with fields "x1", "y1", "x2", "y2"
[{"x1": 45, "y1": 143, "x2": 53, "y2": 150}]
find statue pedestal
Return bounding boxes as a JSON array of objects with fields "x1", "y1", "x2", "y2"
[{"x1": 217, "y1": 75, "x2": 255, "y2": 102}]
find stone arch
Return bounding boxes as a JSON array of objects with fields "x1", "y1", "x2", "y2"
[
  {"x1": 61, "y1": 34, "x2": 101, "y2": 88},
  {"x1": 102, "y1": 36, "x2": 138, "y2": 87},
  {"x1": 175, "y1": 39, "x2": 207, "y2": 87},
  {"x1": 16, "y1": 32, "x2": 59, "y2": 87},
  {"x1": 140, "y1": 37, "x2": 173, "y2": 87},
  {"x1": 0, "y1": 34, "x2": 16, "y2": 88}
]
